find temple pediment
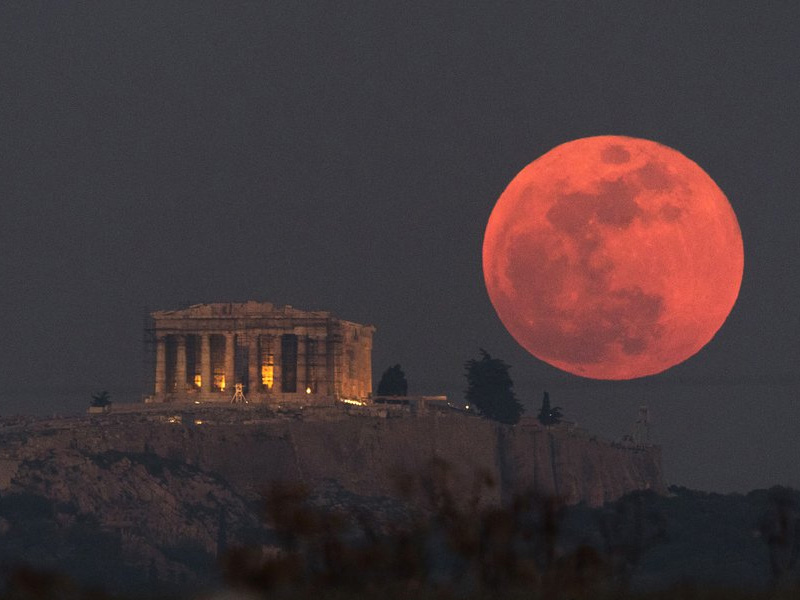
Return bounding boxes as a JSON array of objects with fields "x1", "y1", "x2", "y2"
[{"x1": 152, "y1": 301, "x2": 332, "y2": 320}]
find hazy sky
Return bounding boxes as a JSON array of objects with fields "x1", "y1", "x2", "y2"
[{"x1": 1, "y1": 2, "x2": 798, "y2": 493}]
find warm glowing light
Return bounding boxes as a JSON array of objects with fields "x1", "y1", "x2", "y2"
[
  {"x1": 216, "y1": 375, "x2": 226, "y2": 391},
  {"x1": 341, "y1": 398, "x2": 366, "y2": 406},
  {"x1": 483, "y1": 136, "x2": 743, "y2": 380},
  {"x1": 194, "y1": 419, "x2": 203, "y2": 425},
  {"x1": 261, "y1": 361, "x2": 274, "y2": 389},
  {"x1": 194, "y1": 374, "x2": 202, "y2": 388},
  {"x1": 167, "y1": 415, "x2": 181, "y2": 424},
  {"x1": 305, "y1": 387, "x2": 312, "y2": 394}
]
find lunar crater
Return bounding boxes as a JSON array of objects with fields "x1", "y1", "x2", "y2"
[
  {"x1": 601, "y1": 144, "x2": 631, "y2": 164},
  {"x1": 634, "y1": 160, "x2": 676, "y2": 192},
  {"x1": 659, "y1": 202, "x2": 683, "y2": 222},
  {"x1": 547, "y1": 178, "x2": 641, "y2": 237}
]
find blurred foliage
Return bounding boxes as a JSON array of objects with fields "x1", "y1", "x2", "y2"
[
  {"x1": 220, "y1": 464, "x2": 800, "y2": 600},
  {"x1": 1, "y1": 461, "x2": 800, "y2": 599}
]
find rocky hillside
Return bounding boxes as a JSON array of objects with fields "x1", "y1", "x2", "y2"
[{"x1": 0, "y1": 406, "x2": 664, "y2": 593}]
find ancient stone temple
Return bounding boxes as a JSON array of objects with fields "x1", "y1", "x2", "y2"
[{"x1": 147, "y1": 302, "x2": 374, "y2": 404}]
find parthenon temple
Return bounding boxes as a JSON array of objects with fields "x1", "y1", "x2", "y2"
[{"x1": 147, "y1": 302, "x2": 374, "y2": 404}]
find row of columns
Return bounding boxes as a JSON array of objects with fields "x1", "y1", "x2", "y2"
[
  {"x1": 153, "y1": 332, "x2": 330, "y2": 397},
  {"x1": 154, "y1": 333, "x2": 235, "y2": 396}
]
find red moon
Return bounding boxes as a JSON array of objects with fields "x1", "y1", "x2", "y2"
[{"x1": 483, "y1": 136, "x2": 744, "y2": 380}]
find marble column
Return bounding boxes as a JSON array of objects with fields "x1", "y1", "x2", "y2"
[
  {"x1": 261, "y1": 334, "x2": 275, "y2": 392},
  {"x1": 305, "y1": 336, "x2": 317, "y2": 393},
  {"x1": 296, "y1": 334, "x2": 306, "y2": 394},
  {"x1": 154, "y1": 336, "x2": 166, "y2": 397},
  {"x1": 248, "y1": 334, "x2": 260, "y2": 394},
  {"x1": 201, "y1": 334, "x2": 212, "y2": 394},
  {"x1": 271, "y1": 335, "x2": 280, "y2": 392},
  {"x1": 224, "y1": 333, "x2": 235, "y2": 392},
  {"x1": 364, "y1": 335, "x2": 373, "y2": 397},
  {"x1": 327, "y1": 332, "x2": 343, "y2": 397},
  {"x1": 176, "y1": 335, "x2": 187, "y2": 397}
]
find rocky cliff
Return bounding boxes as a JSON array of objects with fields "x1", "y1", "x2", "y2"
[{"x1": 0, "y1": 407, "x2": 664, "y2": 592}]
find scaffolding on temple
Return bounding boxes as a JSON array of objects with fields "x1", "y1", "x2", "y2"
[{"x1": 230, "y1": 383, "x2": 247, "y2": 404}]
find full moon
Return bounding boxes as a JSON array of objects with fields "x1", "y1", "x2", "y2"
[{"x1": 483, "y1": 136, "x2": 744, "y2": 380}]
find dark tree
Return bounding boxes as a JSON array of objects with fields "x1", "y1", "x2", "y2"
[
  {"x1": 90, "y1": 390, "x2": 111, "y2": 408},
  {"x1": 464, "y1": 349, "x2": 523, "y2": 425},
  {"x1": 759, "y1": 487, "x2": 800, "y2": 584},
  {"x1": 376, "y1": 364, "x2": 408, "y2": 396},
  {"x1": 536, "y1": 391, "x2": 563, "y2": 426}
]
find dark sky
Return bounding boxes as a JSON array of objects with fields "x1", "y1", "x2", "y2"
[{"x1": 1, "y1": 2, "x2": 798, "y2": 493}]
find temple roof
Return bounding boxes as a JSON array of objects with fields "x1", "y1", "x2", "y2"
[{"x1": 150, "y1": 302, "x2": 375, "y2": 334}]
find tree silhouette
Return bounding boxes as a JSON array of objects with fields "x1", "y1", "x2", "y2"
[
  {"x1": 759, "y1": 487, "x2": 800, "y2": 585},
  {"x1": 537, "y1": 391, "x2": 563, "y2": 426},
  {"x1": 90, "y1": 390, "x2": 112, "y2": 408},
  {"x1": 376, "y1": 364, "x2": 408, "y2": 396},
  {"x1": 464, "y1": 349, "x2": 523, "y2": 425}
]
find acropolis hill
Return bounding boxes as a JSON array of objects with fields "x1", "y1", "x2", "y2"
[
  {"x1": 1, "y1": 403, "x2": 664, "y2": 510},
  {"x1": 107, "y1": 299, "x2": 665, "y2": 510},
  {"x1": 0, "y1": 402, "x2": 664, "y2": 590},
  {"x1": 0, "y1": 300, "x2": 665, "y2": 589}
]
